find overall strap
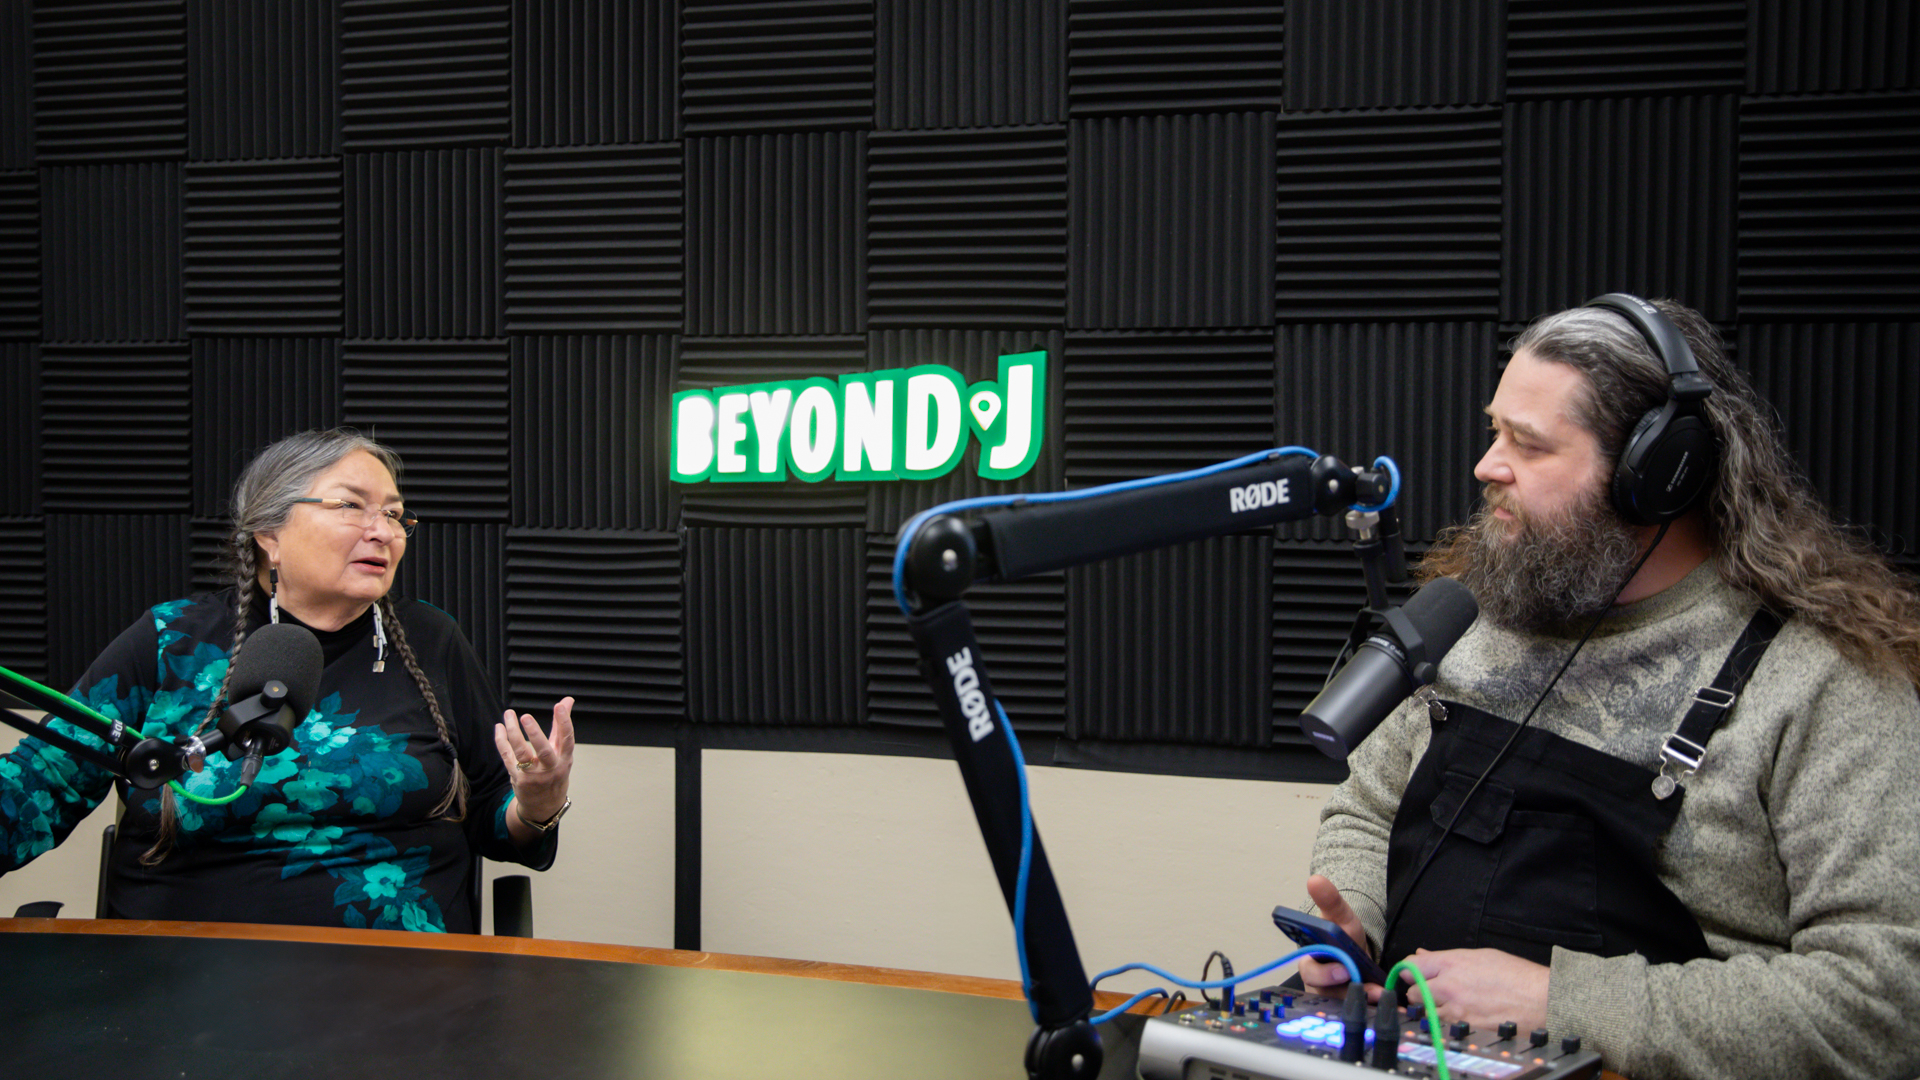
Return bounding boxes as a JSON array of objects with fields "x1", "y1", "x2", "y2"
[{"x1": 1653, "y1": 606, "x2": 1786, "y2": 800}]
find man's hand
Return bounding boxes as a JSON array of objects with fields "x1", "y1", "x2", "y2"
[
  {"x1": 1401, "y1": 948, "x2": 1549, "y2": 1035},
  {"x1": 1298, "y1": 874, "x2": 1375, "y2": 992}
]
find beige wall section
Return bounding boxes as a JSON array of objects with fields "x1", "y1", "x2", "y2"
[{"x1": 701, "y1": 750, "x2": 1331, "y2": 995}]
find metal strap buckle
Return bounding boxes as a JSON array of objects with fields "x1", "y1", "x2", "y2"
[
  {"x1": 1653, "y1": 733, "x2": 1707, "y2": 800},
  {"x1": 1692, "y1": 686, "x2": 1737, "y2": 711}
]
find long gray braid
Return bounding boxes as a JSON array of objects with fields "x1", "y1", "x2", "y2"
[{"x1": 379, "y1": 592, "x2": 468, "y2": 821}]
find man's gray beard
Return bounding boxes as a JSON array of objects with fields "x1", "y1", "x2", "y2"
[{"x1": 1457, "y1": 486, "x2": 1647, "y2": 632}]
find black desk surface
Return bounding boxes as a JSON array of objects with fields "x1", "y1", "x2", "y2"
[{"x1": 2, "y1": 923, "x2": 1148, "y2": 1079}]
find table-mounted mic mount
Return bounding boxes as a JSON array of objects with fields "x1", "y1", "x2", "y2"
[{"x1": 894, "y1": 448, "x2": 1406, "y2": 1080}]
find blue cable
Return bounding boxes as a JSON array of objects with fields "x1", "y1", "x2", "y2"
[
  {"x1": 1085, "y1": 945, "x2": 1366, "y2": 1025},
  {"x1": 1352, "y1": 455, "x2": 1400, "y2": 513},
  {"x1": 1001, "y1": 698, "x2": 1039, "y2": 1022}
]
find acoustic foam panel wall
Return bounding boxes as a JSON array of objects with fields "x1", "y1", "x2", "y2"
[
  {"x1": 503, "y1": 143, "x2": 682, "y2": 332},
  {"x1": 1748, "y1": 0, "x2": 1919, "y2": 94},
  {"x1": 1271, "y1": 539, "x2": 1417, "y2": 742},
  {"x1": 867, "y1": 126, "x2": 1066, "y2": 329},
  {"x1": 1069, "y1": 113, "x2": 1275, "y2": 330},
  {"x1": 1274, "y1": 107, "x2": 1501, "y2": 321},
  {"x1": 1276, "y1": 322, "x2": 1502, "y2": 544},
  {"x1": 1067, "y1": 533, "x2": 1272, "y2": 745},
  {"x1": 1288, "y1": 0, "x2": 1505, "y2": 110},
  {"x1": 682, "y1": 0, "x2": 874, "y2": 134},
  {"x1": 864, "y1": 328, "x2": 1066, "y2": 532},
  {"x1": 40, "y1": 163, "x2": 184, "y2": 343},
  {"x1": 344, "y1": 149, "x2": 501, "y2": 338},
  {"x1": 189, "y1": 337, "x2": 343, "y2": 516},
  {"x1": 32, "y1": 0, "x2": 187, "y2": 163},
  {"x1": 509, "y1": 334, "x2": 676, "y2": 531},
  {"x1": 186, "y1": 0, "x2": 340, "y2": 161},
  {"x1": 1503, "y1": 95, "x2": 1737, "y2": 323},
  {"x1": 685, "y1": 132, "x2": 868, "y2": 336},
  {"x1": 1066, "y1": 0, "x2": 1282, "y2": 116},
  {"x1": 0, "y1": 171, "x2": 37, "y2": 337},
  {"x1": 876, "y1": 0, "x2": 1065, "y2": 130},
  {"x1": 0, "y1": 518, "x2": 49, "y2": 682},
  {"x1": 511, "y1": 0, "x2": 678, "y2": 146},
  {"x1": 341, "y1": 0, "x2": 509, "y2": 149},
  {"x1": 504, "y1": 529, "x2": 684, "y2": 722},
  {"x1": 1738, "y1": 93, "x2": 1920, "y2": 319},
  {"x1": 188, "y1": 516, "x2": 229, "y2": 595},
  {"x1": 1507, "y1": 0, "x2": 1745, "y2": 99},
  {"x1": 0, "y1": 343, "x2": 37, "y2": 516},
  {"x1": 45, "y1": 514, "x2": 192, "y2": 688},
  {"x1": 341, "y1": 340, "x2": 509, "y2": 521},
  {"x1": 865, "y1": 534, "x2": 1068, "y2": 733},
  {"x1": 675, "y1": 337, "x2": 870, "y2": 528},
  {"x1": 184, "y1": 158, "x2": 345, "y2": 334},
  {"x1": 1062, "y1": 330, "x2": 1276, "y2": 484},
  {"x1": 1, "y1": 5, "x2": 31, "y2": 169},
  {"x1": 41, "y1": 344, "x2": 191, "y2": 513},
  {"x1": 405, "y1": 522, "x2": 508, "y2": 689},
  {"x1": 686, "y1": 527, "x2": 864, "y2": 725},
  {"x1": 1744, "y1": 322, "x2": 1920, "y2": 555}
]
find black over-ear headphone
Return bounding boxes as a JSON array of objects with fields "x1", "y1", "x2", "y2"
[{"x1": 1583, "y1": 293, "x2": 1719, "y2": 526}]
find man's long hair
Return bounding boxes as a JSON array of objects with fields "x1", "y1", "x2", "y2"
[{"x1": 1423, "y1": 299, "x2": 1920, "y2": 686}]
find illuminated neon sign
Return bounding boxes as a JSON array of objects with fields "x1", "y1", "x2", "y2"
[{"x1": 671, "y1": 350, "x2": 1046, "y2": 483}]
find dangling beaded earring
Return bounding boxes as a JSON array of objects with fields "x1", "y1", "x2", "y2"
[
  {"x1": 268, "y1": 564, "x2": 281, "y2": 625},
  {"x1": 371, "y1": 603, "x2": 387, "y2": 673}
]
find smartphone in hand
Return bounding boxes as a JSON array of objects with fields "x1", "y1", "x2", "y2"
[{"x1": 1271, "y1": 904, "x2": 1389, "y2": 985}]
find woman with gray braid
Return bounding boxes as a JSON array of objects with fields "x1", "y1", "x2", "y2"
[{"x1": 0, "y1": 429, "x2": 575, "y2": 932}]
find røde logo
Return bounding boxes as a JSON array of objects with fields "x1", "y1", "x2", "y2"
[
  {"x1": 947, "y1": 648, "x2": 994, "y2": 742},
  {"x1": 1228, "y1": 479, "x2": 1291, "y2": 514}
]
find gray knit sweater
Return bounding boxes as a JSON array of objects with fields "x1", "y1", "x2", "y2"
[{"x1": 1312, "y1": 560, "x2": 1920, "y2": 1080}]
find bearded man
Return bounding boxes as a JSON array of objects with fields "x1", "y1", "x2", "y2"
[{"x1": 1298, "y1": 297, "x2": 1920, "y2": 1080}]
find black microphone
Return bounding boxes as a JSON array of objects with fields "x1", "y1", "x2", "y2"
[
  {"x1": 217, "y1": 623, "x2": 324, "y2": 784},
  {"x1": 1298, "y1": 578, "x2": 1478, "y2": 760}
]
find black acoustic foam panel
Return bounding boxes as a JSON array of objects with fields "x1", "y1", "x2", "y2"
[
  {"x1": 1070, "y1": 113, "x2": 1275, "y2": 330},
  {"x1": 1, "y1": 4, "x2": 31, "y2": 170},
  {"x1": 1738, "y1": 93, "x2": 1920, "y2": 319},
  {"x1": 1504, "y1": 95, "x2": 1737, "y2": 322},
  {"x1": 864, "y1": 328, "x2": 1067, "y2": 533},
  {"x1": 1062, "y1": 331, "x2": 1277, "y2": 485},
  {"x1": 510, "y1": 334, "x2": 677, "y2": 531},
  {"x1": 685, "y1": 132, "x2": 868, "y2": 335},
  {"x1": 868, "y1": 126, "x2": 1066, "y2": 329},
  {"x1": 1508, "y1": 0, "x2": 1745, "y2": 99},
  {"x1": 32, "y1": 0, "x2": 187, "y2": 163},
  {"x1": 685, "y1": 527, "x2": 864, "y2": 725},
  {"x1": 188, "y1": 516, "x2": 230, "y2": 596},
  {"x1": 0, "y1": 342, "x2": 37, "y2": 516},
  {"x1": 675, "y1": 337, "x2": 870, "y2": 528},
  {"x1": 0, "y1": 517, "x2": 48, "y2": 683},
  {"x1": 1275, "y1": 107, "x2": 1501, "y2": 321},
  {"x1": 866, "y1": 534, "x2": 1067, "y2": 733},
  {"x1": 0, "y1": 170, "x2": 37, "y2": 337},
  {"x1": 503, "y1": 144, "x2": 683, "y2": 332},
  {"x1": 1068, "y1": 534, "x2": 1273, "y2": 745},
  {"x1": 341, "y1": 340, "x2": 510, "y2": 522},
  {"x1": 405, "y1": 522, "x2": 508, "y2": 690},
  {"x1": 1277, "y1": 323, "x2": 1502, "y2": 543},
  {"x1": 46, "y1": 514, "x2": 192, "y2": 689},
  {"x1": 876, "y1": 0, "x2": 1065, "y2": 129},
  {"x1": 504, "y1": 529, "x2": 684, "y2": 722},
  {"x1": 189, "y1": 337, "x2": 343, "y2": 517},
  {"x1": 1066, "y1": 0, "x2": 1282, "y2": 116},
  {"x1": 682, "y1": 0, "x2": 874, "y2": 133},
  {"x1": 40, "y1": 163, "x2": 184, "y2": 343},
  {"x1": 41, "y1": 344, "x2": 191, "y2": 513},
  {"x1": 1744, "y1": 322, "x2": 1920, "y2": 555},
  {"x1": 186, "y1": 0, "x2": 340, "y2": 161},
  {"x1": 185, "y1": 158, "x2": 345, "y2": 334},
  {"x1": 1748, "y1": 0, "x2": 1919, "y2": 94},
  {"x1": 341, "y1": 0, "x2": 509, "y2": 149},
  {"x1": 345, "y1": 149, "x2": 502, "y2": 338},
  {"x1": 1288, "y1": 0, "x2": 1505, "y2": 110},
  {"x1": 511, "y1": 0, "x2": 679, "y2": 146}
]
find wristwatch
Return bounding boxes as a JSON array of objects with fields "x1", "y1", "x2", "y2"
[{"x1": 518, "y1": 797, "x2": 571, "y2": 833}]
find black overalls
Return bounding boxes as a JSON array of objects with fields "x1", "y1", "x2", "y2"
[{"x1": 1378, "y1": 610, "x2": 1783, "y2": 969}]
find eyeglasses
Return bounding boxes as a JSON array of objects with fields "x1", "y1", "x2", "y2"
[{"x1": 291, "y1": 497, "x2": 419, "y2": 537}]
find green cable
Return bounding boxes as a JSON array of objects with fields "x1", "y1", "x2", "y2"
[
  {"x1": 0, "y1": 664, "x2": 120, "y2": 730},
  {"x1": 169, "y1": 777, "x2": 249, "y2": 805},
  {"x1": 1384, "y1": 959, "x2": 1451, "y2": 1080}
]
